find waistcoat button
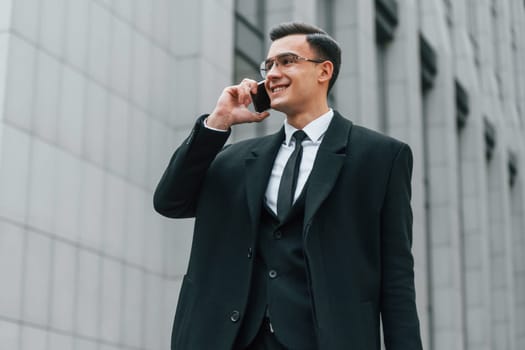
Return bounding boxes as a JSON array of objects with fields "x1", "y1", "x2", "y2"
[
  {"x1": 230, "y1": 310, "x2": 240, "y2": 322},
  {"x1": 273, "y1": 230, "x2": 283, "y2": 240}
]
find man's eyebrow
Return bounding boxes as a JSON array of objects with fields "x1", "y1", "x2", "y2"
[{"x1": 264, "y1": 52, "x2": 297, "y2": 62}]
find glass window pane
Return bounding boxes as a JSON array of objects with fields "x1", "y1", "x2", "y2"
[
  {"x1": 236, "y1": 0, "x2": 260, "y2": 26},
  {"x1": 235, "y1": 19, "x2": 264, "y2": 65},
  {"x1": 234, "y1": 54, "x2": 260, "y2": 83}
]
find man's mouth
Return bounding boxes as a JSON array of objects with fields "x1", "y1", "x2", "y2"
[{"x1": 271, "y1": 85, "x2": 289, "y2": 93}]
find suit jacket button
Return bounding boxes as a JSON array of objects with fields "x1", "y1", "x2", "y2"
[
  {"x1": 273, "y1": 231, "x2": 283, "y2": 240},
  {"x1": 268, "y1": 270, "x2": 278, "y2": 279},
  {"x1": 230, "y1": 310, "x2": 240, "y2": 322}
]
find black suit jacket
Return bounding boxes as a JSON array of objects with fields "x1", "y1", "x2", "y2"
[{"x1": 154, "y1": 111, "x2": 423, "y2": 349}]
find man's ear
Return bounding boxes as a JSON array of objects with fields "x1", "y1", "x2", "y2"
[{"x1": 318, "y1": 60, "x2": 334, "y2": 84}]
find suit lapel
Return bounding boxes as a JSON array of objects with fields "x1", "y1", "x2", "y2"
[
  {"x1": 245, "y1": 128, "x2": 284, "y2": 233},
  {"x1": 304, "y1": 112, "x2": 352, "y2": 228}
]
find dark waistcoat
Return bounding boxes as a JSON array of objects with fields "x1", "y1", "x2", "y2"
[{"x1": 235, "y1": 192, "x2": 318, "y2": 350}]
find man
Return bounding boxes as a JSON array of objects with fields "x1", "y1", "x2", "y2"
[{"x1": 154, "y1": 22, "x2": 422, "y2": 350}]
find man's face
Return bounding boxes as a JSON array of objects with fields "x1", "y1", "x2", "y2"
[{"x1": 264, "y1": 35, "x2": 324, "y2": 115}]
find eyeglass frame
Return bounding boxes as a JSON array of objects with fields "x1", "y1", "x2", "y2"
[{"x1": 259, "y1": 52, "x2": 327, "y2": 78}]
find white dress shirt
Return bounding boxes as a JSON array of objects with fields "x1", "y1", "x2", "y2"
[
  {"x1": 203, "y1": 109, "x2": 334, "y2": 215},
  {"x1": 265, "y1": 109, "x2": 334, "y2": 214}
]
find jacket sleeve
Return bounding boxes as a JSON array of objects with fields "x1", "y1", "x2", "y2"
[
  {"x1": 379, "y1": 143, "x2": 423, "y2": 349},
  {"x1": 153, "y1": 115, "x2": 231, "y2": 218}
]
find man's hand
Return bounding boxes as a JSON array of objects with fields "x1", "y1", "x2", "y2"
[{"x1": 206, "y1": 79, "x2": 271, "y2": 130}]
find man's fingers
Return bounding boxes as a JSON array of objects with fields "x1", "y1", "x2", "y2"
[
  {"x1": 251, "y1": 111, "x2": 270, "y2": 121},
  {"x1": 238, "y1": 90, "x2": 252, "y2": 106},
  {"x1": 232, "y1": 81, "x2": 251, "y2": 106},
  {"x1": 258, "y1": 111, "x2": 271, "y2": 120},
  {"x1": 216, "y1": 79, "x2": 267, "y2": 122},
  {"x1": 232, "y1": 108, "x2": 270, "y2": 124},
  {"x1": 241, "y1": 78, "x2": 258, "y2": 95}
]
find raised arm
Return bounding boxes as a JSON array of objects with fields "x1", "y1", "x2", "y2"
[
  {"x1": 153, "y1": 117, "x2": 230, "y2": 218},
  {"x1": 153, "y1": 79, "x2": 270, "y2": 218}
]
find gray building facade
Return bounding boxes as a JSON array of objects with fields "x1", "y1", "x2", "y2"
[{"x1": 0, "y1": 0, "x2": 524, "y2": 349}]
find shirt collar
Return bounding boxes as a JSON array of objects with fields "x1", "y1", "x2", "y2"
[{"x1": 283, "y1": 109, "x2": 334, "y2": 146}]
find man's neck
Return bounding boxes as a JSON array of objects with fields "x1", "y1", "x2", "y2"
[{"x1": 286, "y1": 105, "x2": 330, "y2": 130}]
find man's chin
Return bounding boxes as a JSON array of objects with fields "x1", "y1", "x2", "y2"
[{"x1": 270, "y1": 100, "x2": 287, "y2": 113}]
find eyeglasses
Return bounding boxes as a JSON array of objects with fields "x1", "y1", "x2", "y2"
[{"x1": 259, "y1": 52, "x2": 326, "y2": 78}]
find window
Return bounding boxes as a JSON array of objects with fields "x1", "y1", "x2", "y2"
[
  {"x1": 234, "y1": 0, "x2": 266, "y2": 83},
  {"x1": 233, "y1": 0, "x2": 266, "y2": 138},
  {"x1": 443, "y1": 0, "x2": 453, "y2": 27},
  {"x1": 317, "y1": 0, "x2": 335, "y2": 37},
  {"x1": 466, "y1": 0, "x2": 480, "y2": 69},
  {"x1": 317, "y1": 0, "x2": 336, "y2": 106}
]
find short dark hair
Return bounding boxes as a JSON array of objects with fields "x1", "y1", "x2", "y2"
[{"x1": 269, "y1": 22, "x2": 341, "y2": 94}]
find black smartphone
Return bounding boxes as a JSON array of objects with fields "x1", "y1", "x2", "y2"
[{"x1": 251, "y1": 80, "x2": 271, "y2": 113}]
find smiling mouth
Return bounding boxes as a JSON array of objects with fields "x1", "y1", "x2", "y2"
[{"x1": 271, "y1": 85, "x2": 288, "y2": 93}]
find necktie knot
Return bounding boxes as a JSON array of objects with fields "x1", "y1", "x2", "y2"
[{"x1": 292, "y1": 130, "x2": 307, "y2": 144}]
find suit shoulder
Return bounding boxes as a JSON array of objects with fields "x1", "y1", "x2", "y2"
[
  {"x1": 351, "y1": 124, "x2": 409, "y2": 149},
  {"x1": 333, "y1": 111, "x2": 407, "y2": 148},
  {"x1": 228, "y1": 133, "x2": 274, "y2": 149},
  {"x1": 346, "y1": 124, "x2": 412, "y2": 165},
  {"x1": 217, "y1": 132, "x2": 279, "y2": 158}
]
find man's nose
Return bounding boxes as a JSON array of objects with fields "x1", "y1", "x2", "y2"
[{"x1": 266, "y1": 62, "x2": 282, "y2": 79}]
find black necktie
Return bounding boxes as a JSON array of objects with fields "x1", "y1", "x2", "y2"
[{"x1": 277, "y1": 130, "x2": 307, "y2": 220}]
